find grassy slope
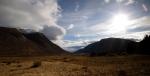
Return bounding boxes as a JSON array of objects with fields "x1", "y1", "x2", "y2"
[{"x1": 0, "y1": 55, "x2": 150, "y2": 76}]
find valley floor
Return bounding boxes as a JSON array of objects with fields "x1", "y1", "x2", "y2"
[{"x1": 0, "y1": 55, "x2": 150, "y2": 76}]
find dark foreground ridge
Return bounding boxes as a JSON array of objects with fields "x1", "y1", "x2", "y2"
[
  {"x1": 0, "y1": 27, "x2": 67, "y2": 56},
  {"x1": 76, "y1": 36, "x2": 150, "y2": 56}
]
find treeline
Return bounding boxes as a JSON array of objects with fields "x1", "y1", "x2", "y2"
[{"x1": 139, "y1": 35, "x2": 150, "y2": 55}]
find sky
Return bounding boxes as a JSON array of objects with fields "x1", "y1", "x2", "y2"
[
  {"x1": 0, "y1": 0, "x2": 150, "y2": 52},
  {"x1": 57, "y1": 0, "x2": 150, "y2": 52}
]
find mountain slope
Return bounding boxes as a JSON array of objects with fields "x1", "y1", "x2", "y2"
[
  {"x1": 23, "y1": 32, "x2": 66, "y2": 54},
  {"x1": 76, "y1": 38, "x2": 138, "y2": 55},
  {"x1": 0, "y1": 27, "x2": 67, "y2": 56}
]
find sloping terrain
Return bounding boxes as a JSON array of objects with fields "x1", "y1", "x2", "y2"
[
  {"x1": 76, "y1": 36, "x2": 150, "y2": 56},
  {"x1": 0, "y1": 27, "x2": 67, "y2": 56},
  {"x1": 76, "y1": 38, "x2": 138, "y2": 55}
]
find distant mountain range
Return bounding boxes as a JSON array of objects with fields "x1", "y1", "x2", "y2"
[
  {"x1": 75, "y1": 36, "x2": 150, "y2": 56},
  {"x1": 0, "y1": 27, "x2": 67, "y2": 56},
  {"x1": 0, "y1": 27, "x2": 149, "y2": 56}
]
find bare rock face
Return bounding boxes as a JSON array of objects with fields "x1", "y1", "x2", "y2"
[{"x1": 0, "y1": 27, "x2": 67, "y2": 56}]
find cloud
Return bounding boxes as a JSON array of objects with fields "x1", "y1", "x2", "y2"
[
  {"x1": 67, "y1": 24, "x2": 74, "y2": 30},
  {"x1": 81, "y1": 15, "x2": 150, "y2": 40},
  {"x1": 52, "y1": 39, "x2": 96, "y2": 52},
  {"x1": 41, "y1": 25, "x2": 66, "y2": 40},
  {"x1": 104, "y1": 0, "x2": 110, "y2": 3},
  {"x1": 142, "y1": 4, "x2": 148, "y2": 12},
  {"x1": 0, "y1": 0, "x2": 65, "y2": 40},
  {"x1": 104, "y1": 0, "x2": 135, "y2": 4},
  {"x1": 127, "y1": 16, "x2": 150, "y2": 33},
  {"x1": 128, "y1": 25, "x2": 150, "y2": 32},
  {"x1": 125, "y1": 0, "x2": 135, "y2": 5}
]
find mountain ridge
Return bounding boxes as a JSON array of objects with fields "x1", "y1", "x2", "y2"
[
  {"x1": 0, "y1": 27, "x2": 67, "y2": 56},
  {"x1": 75, "y1": 37, "x2": 150, "y2": 56}
]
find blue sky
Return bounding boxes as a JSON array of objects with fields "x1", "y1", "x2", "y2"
[{"x1": 55, "y1": 0, "x2": 150, "y2": 51}]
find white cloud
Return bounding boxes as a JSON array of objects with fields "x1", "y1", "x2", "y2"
[
  {"x1": 104, "y1": 0, "x2": 136, "y2": 5},
  {"x1": 104, "y1": 0, "x2": 110, "y2": 3},
  {"x1": 125, "y1": 0, "x2": 136, "y2": 5},
  {"x1": 85, "y1": 15, "x2": 150, "y2": 40},
  {"x1": 0, "y1": 0, "x2": 65, "y2": 40},
  {"x1": 88, "y1": 22, "x2": 109, "y2": 33},
  {"x1": 52, "y1": 39, "x2": 97, "y2": 52},
  {"x1": 142, "y1": 4, "x2": 148, "y2": 12},
  {"x1": 67, "y1": 24, "x2": 74, "y2": 30},
  {"x1": 127, "y1": 16, "x2": 150, "y2": 28}
]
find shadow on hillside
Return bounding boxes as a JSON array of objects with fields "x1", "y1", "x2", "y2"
[{"x1": 75, "y1": 35, "x2": 150, "y2": 56}]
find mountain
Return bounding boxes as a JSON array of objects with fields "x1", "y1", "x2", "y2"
[
  {"x1": 75, "y1": 38, "x2": 139, "y2": 56},
  {"x1": 23, "y1": 32, "x2": 67, "y2": 54},
  {"x1": 0, "y1": 27, "x2": 67, "y2": 56}
]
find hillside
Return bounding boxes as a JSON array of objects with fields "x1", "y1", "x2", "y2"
[
  {"x1": 75, "y1": 37, "x2": 148, "y2": 56},
  {"x1": 0, "y1": 27, "x2": 67, "y2": 56}
]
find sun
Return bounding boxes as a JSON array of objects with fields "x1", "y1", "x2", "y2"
[{"x1": 109, "y1": 13, "x2": 130, "y2": 33}]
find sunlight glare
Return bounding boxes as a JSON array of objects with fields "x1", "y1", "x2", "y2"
[{"x1": 109, "y1": 13, "x2": 130, "y2": 33}]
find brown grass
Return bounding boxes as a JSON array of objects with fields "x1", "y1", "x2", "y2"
[{"x1": 0, "y1": 55, "x2": 150, "y2": 76}]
